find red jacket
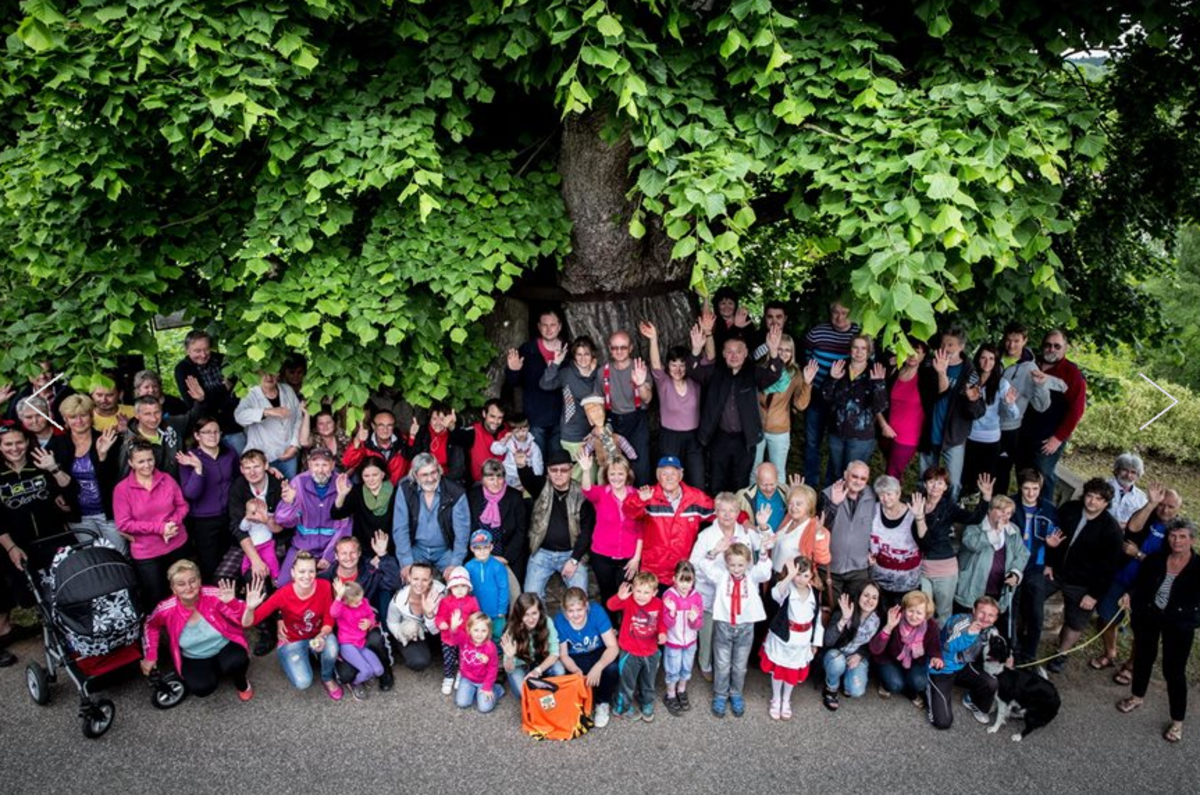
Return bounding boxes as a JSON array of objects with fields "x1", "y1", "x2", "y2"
[
  {"x1": 622, "y1": 484, "x2": 714, "y2": 586},
  {"x1": 342, "y1": 435, "x2": 410, "y2": 484},
  {"x1": 143, "y1": 587, "x2": 248, "y2": 674}
]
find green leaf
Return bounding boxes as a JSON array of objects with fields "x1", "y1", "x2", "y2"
[
  {"x1": 596, "y1": 14, "x2": 624, "y2": 38},
  {"x1": 924, "y1": 173, "x2": 960, "y2": 201},
  {"x1": 671, "y1": 236, "x2": 697, "y2": 260},
  {"x1": 928, "y1": 14, "x2": 952, "y2": 38},
  {"x1": 418, "y1": 192, "x2": 441, "y2": 222},
  {"x1": 16, "y1": 17, "x2": 55, "y2": 52}
]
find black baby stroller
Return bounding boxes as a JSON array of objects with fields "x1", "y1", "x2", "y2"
[{"x1": 22, "y1": 530, "x2": 186, "y2": 738}]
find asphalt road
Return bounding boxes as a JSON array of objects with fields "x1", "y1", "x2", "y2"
[{"x1": 1, "y1": 633, "x2": 1196, "y2": 795}]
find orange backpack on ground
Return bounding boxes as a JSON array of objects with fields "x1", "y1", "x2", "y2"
[{"x1": 520, "y1": 672, "x2": 593, "y2": 741}]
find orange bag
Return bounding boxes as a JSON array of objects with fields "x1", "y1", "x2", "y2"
[{"x1": 520, "y1": 672, "x2": 594, "y2": 741}]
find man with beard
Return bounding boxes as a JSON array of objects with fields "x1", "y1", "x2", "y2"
[
  {"x1": 1017, "y1": 329, "x2": 1086, "y2": 497},
  {"x1": 392, "y1": 452, "x2": 471, "y2": 582},
  {"x1": 448, "y1": 399, "x2": 509, "y2": 486},
  {"x1": 275, "y1": 448, "x2": 352, "y2": 584}
]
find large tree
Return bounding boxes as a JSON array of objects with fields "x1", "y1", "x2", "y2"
[{"x1": 2, "y1": 0, "x2": 1196, "y2": 414}]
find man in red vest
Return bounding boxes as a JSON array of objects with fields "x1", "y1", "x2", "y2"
[{"x1": 450, "y1": 399, "x2": 509, "y2": 486}]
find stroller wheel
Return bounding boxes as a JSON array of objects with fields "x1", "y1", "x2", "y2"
[
  {"x1": 151, "y1": 673, "x2": 188, "y2": 710},
  {"x1": 81, "y1": 698, "x2": 115, "y2": 739},
  {"x1": 26, "y1": 662, "x2": 51, "y2": 706}
]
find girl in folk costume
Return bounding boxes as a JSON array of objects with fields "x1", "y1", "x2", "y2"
[{"x1": 760, "y1": 555, "x2": 824, "y2": 721}]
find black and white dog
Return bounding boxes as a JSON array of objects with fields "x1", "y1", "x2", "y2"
[{"x1": 983, "y1": 635, "x2": 1061, "y2": 741}]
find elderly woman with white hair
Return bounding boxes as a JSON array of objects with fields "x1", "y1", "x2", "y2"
[
  {"x1": 954, "y1": 495, "x2": 1029, "y2": 635},
  {"x1": 868, "y1": 475, "x2": 922, "y2": 611},
  {"x1": 1107, "y1": 451, "x2": 1148, "y2": 530}
]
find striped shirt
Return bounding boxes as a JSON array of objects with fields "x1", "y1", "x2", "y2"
[{"x1": 803, "y1": 322, "x2": 861, "y2": 387}]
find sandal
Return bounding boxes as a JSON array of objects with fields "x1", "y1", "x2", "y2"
[
  {"x1": 822, "y1": 689, "x2": 840, "y2": 712},
  {"x1": 1089, "y1": 655, "x2": 1116, "y2": 670},
  {"x1": 1164, "y1": 722, "x2": 1183, "y2": 743},
  {"x1": 1116, "y1": 696, "x2": 1144, "y2": 714},
  {"x1": 1113, "y1": 667, "x2": 1134, "y2": 687}
]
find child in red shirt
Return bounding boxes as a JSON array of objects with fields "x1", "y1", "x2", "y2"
[{"x1": 605, "y1": 571, "x2": 663, "y2": 721}]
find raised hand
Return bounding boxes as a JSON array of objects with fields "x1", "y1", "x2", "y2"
[
  {"x1": 965, "y1": 384, "x2": 981, "y2": 402},
  {"x1": 1147, "y1": 482, "x2": 1166, "y2": 504},
  {"x1": 932, "y1": 349, "x2": 949, "y2": 374},
  {"x1": 335, "y1": 472, "x2": 352, "y2": 499},
  {"x1": 175, "y1": 450, "x2": 202, "y2": 473},
  {"x1": 96, "y1": 426, "x2": 118, "y2": 459},
  {"x1": 245, "y1": 573, "x2": 267, "y2": 609},
  {"x1": 632, "y1": 359, "x2": 649, "y2": 388},
  {"x1": 506, "y1": 348, "x2": 524, "y2": 372},
  {"x1": 500, "y1": 632, "x2": 518, "y2": 658},
  {"x1": 787, "y1": 473, "x2": 804, "y2": 490},
  {"x1": 450, "y1": 609, "x2": 464, "y2": 631},
  {"x1": 698, "y1": 308, "x2": 716, "y2": 335},
  {"x1": 332, "y1": 579, "x2": 347, "y2": 600},
  {"x1": 185, "y1": 375, "x2": 206, "y2": 402},
  {"x1": 0, "y1": 382, "x2": 14, "y2": 406},
  {"x1": 885, "y1": 604, "x2": 902, "y2": 631},
  {"x1": 1044, "y1": 529, "x2": 1065, "y2": 548},
  {"x1": 409, "y1": 417, "x2": 420, "y2": 438},
  {"x1": 765, "y1": 325, "x2": 782, "y2": 357},
  {"x1": 784, "y1": 556, "x2": 798, "y2": 581},
  {"x1": 733, "y1": 306, "x2": 750, "y2": 328},
  {"x1": 638, "y1": 320, "x2": 657, "y2": 340},
  {"x1": 830, "y1": 479, "x2": 847, "y2": 505},
  {"x1": 802, "y1": 359, "x2": 819, "y2": 384},
  {"x1": 756, "y1": 504, "x2": 773, "y2": 529},
  {"x1": 909, "y1": 492, "x2": 926, "y2": 516},
  {"x1": 638, "y1": 485, "x2": 655, "y2": 502},
  {"x1": 30, "y1": 447, "x2": 59, "y2": 472},
  {"x1": 687, "y1": 606, "x2": 700, "y2": 623},
  {"x1": 1004, "y1": 385, "x2": 1019, "y2": 404},
  {"x1": 356, "y1": 423, "x2": 370, "y2": 444},
  {"x1": 552, "y1": 346, "x2": 567, "y2": 366},
  {"x1": 576, "y1": 449, "x2": 593, "y2": 473},
  {"x1": 838, "y1": 592, "x2": 853, "y2": 617},
  {"x1": 617, "y1": 581, "x2": 633, "y2": 600},
  {"x1": 280, "y1": 479, "x2": 297, "y2": 504},
  {"x1": 870, "y1": 363, "x2": 886, "y2": 380},
  {"x1": 421, "y1": 588, "x2": 440, "y2": 617},
  {"x1": 116, "y1": 414, "x2": 129, "y2": 433},
  {"x1": 689, "y1": 324, "x2": 706, "y2": 353},
  {"x1": 217, "y1": 578, "x2": 238, "y2": 604},
  {"x1": 371, "y1": 530, "x2": 389, "y2": 558},
  {"x1": 829, "y1": 360, "x2": 846, "y2": 380},
  {"x1": 977, "y1": 473, "x2": 994, "y2": 502}
]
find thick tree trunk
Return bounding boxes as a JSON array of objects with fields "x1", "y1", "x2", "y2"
[{"x1": 556, "y1": 111, "x2": 696, "y2": 357}]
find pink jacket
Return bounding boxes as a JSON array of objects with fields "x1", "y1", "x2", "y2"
[
  {"x1": 113, "y1": 470, "x2": 190, "y2": 560},
  {"x1": 660, "y1": 587, "x2": 704, "y2": 648},
  {"x1": 329, "y1": 599, "x2": 377, "y2": 647},
  {"x1": 444, "y1": 626, "x2": 500, "y2": 689},
  {"x1": 142, "y1": 588, "x2": 248, "y2": 675},
  {"x1": 435, "y1": 593, "x2": 481, "y2": 634}
]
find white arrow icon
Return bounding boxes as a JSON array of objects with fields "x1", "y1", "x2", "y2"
[
  {"x1": 1138, "y1": 373, "x2": 1179, "y2": 430},
  {"x1": 25, "y1": 372, "x2": 66, "y2": 431}
]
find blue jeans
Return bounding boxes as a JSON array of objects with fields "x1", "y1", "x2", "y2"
[
  {"x1": 271, "y1": 457, "x2": 299, "y2": 481},
  {"x1": 876, "y1": 659, "x2": 929, "y2": 699},
  {"x1": 224, "y1": 432, "x2": 247, "y2": 455},
  {"x1": 1036, "y1": 442, "x2": 1067, "y2": 499},
  {"x1": 524, "y1": 548, "x2": 588, "y2": 599},
  {"x1": 277, "y1": 637, "x2": 340, "y2": 689},
  {"x1": 456, "y1": 677, "x2": 504, "y2": 713},
  {"x1": 712, "y1": 621, "x2": 754, "y2": 699},
  {"x1": 823, "y1": 648, "x2": 869, "y2": 697},
  {"x1": 507, "y1": 661, "x2": 565, "y2": 695},
  {"x1": 531, "y1": 425, "x2": 561, "y2": 457},
  {"x1": 754, "y1": 431, "x2": 791, "y2": 482},
  {"x1": 411, "y1": 542, "x2": 455, "y2": 573},
  {"x1": 804, "y1": 389, "x2": 831, "y2": 486},
  {"x1": 919, "y1": 444, "x2": 966, "y2": 501},
  {"x1": 663, "y1": 643, "x2": 697, "y2": 685},
  {"x1": 828, "y1": 436, "x2": 877, "y2": 483}
]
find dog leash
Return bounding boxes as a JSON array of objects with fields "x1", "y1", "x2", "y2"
[{"x1": 1014, "y1": 608, "x2": 1129, "y2": 670}]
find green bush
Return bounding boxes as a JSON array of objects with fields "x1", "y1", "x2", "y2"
[{"x1": 1072, "y1": 350, "x2": 1200, "y2": 463}]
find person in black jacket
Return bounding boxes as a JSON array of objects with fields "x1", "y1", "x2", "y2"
[
  {"x1": 173, "y1": 330, "x2": 242, "y2": 452},
  {"x1": 467, "y1": 458, "x2": 529, "y2": 583},
  {"x1": 56, "y1": 395, "x2": 124, "y2": 554},
  {"x1": 504, "y1": 308, "x2": 566, "y2": 456},
  {"x1": 688, "y1": 323, "x2": 783, "y2": 494},
  {"x1": 320, "y1": 534, "x2": 400, "y2": 692},
  {"x1": 1116, "y1": 519, "x2": 1200, "y2": 743},
  {"x1": 228, "y1": 449, "x2": 285, "y2": 655},
  {"x1": 1043, "y1": 478, "x2": 1124, "y2": 673},
  {"x1": 917, "y1": 328, "x2": 984, "y2": 501},
  {"x1": 331, "y1": 458, "x2": 396, "y2": 553}
]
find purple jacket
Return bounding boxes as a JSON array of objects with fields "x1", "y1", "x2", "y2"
[
  {"x1": 179, "y1": 445, "x2": 238, "y2": 519},
  {"x1": 275, "y1": 472, "x2": 351, "y2": 565}
]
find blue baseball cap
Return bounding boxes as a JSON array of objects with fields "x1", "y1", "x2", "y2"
[
  {"x1": 470, "y1": 529, "x2": 494, "y2": 547},
  {"x1": 656, "y1": 456, "x2": 683, "y2": 470}
]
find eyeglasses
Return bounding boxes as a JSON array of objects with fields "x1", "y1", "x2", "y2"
[
  {"x1": 548, "y1": 466, "x2": 573, "y2": 475},
  {"x1": 1043, "y1": 343, "x2": 1064, "y2": 350},
  {"x1": 197, "y1": 429, "x2": 221, "y2": 435},
  {"x1": 609, "y1": 345, "x2": 629, "y2": 351}
]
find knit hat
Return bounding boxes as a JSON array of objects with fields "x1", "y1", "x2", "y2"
[
  {"x1": 446, "y1": 566, "x2": 472, "y2": 592},
  {"x1": 470, "y1": 529, "x2": 493, "y2": 547}
]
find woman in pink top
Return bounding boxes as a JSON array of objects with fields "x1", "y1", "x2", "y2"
[
  {"x1": 114, "y1": 439, "x2": 191, "y2": 610},
  {"x1": 578, "y1": 449, "x2": 643, "y2": 617},
  {"x1": 639, "y1": 320, "x2": 706, "y2": 487},
  {"x1": 878, "y1": 340, "x2": 927, "y2": 479}
]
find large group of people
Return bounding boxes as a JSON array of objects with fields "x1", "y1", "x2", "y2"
[{"x1": 0, "y1": 295, "x2": 1195, "y2": 746}]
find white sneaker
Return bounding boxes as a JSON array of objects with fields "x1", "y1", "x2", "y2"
[
  {"x1": 963, "y1": 695, "x2": 991, "y2": 724},
  {"x1": 593, "y1": 703, "x2": 611, "y2": 729},
  {"x1": 441, "y1": 677, "x2": 454, "y2": 695}
]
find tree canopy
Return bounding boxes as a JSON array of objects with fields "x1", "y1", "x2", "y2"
[{"x1": 2, "y1": 0, "x2": 1197, "y2": 411}]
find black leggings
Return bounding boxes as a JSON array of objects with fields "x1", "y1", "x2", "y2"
[
  {"x1": 928, "y1": 662, "x2": 997, "y2": 730},
  {"x1": 180, "y1": 642, "x2": 250, "y2": 697},
  {"x1": 134, "y1": 545, "x2": 193, "y2": 613},
  {"x1": 591, "y1": 551, "x2": 633, "y2": 624},
  {"x1": 1131, "y1": 611, "x2": 1193, "y2": 721},
  {"x1": 188, "y1": 514, "x2": 231, "y2": 583}
]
